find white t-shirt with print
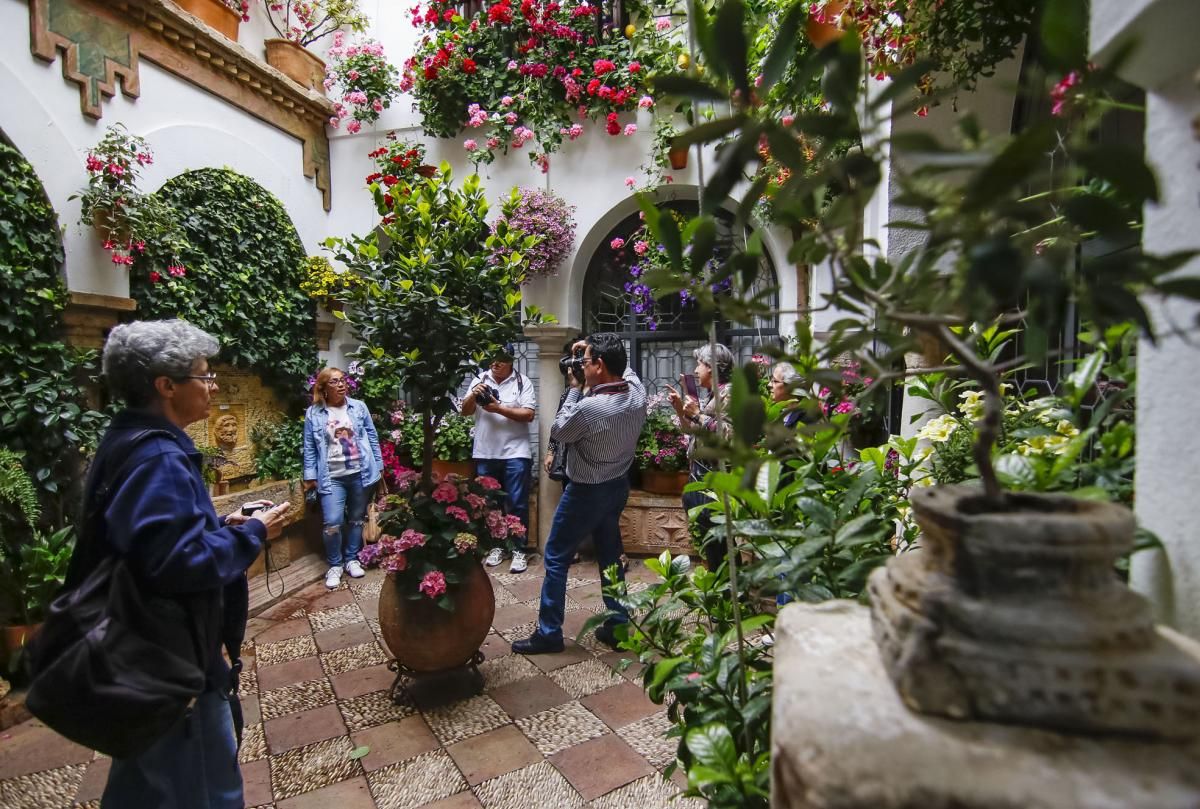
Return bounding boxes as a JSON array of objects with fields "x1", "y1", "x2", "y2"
[
  {"x1": 470, "y1": 371, "x2": 536, "y2": 459},
  {"x1": 324, "y1": 404, "x2": 362, "y2": 477}
]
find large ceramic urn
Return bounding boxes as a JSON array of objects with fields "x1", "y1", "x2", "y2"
[{"x1": 378, "y1": 561, "x2": 495, "y2": 673}]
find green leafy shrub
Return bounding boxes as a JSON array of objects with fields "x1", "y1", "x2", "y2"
[
  {"x1": 251, "y1": 417, "x2": 305, "y2": 482},
  {"x1": 131, "y1": 168, "x2": 317, "y2": 397}
]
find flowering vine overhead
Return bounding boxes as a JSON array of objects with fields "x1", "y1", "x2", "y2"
[
  {"x1": 402, "y1": 0, "x2": 683, "y2": 168},
  {"x1": 261, "y1": 0, "x2": 368, "y2": 46},
  {"x1": 326, "y1": 32, "x2": 402, "y2": 133}
]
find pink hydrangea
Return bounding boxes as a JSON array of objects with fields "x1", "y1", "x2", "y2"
[
  {"x1": 419, "y1": 570, "x2": 447, "y2": 598},
  {"x1": 383, "y1": 553, "x2": 408, "y2": 573},
  {"x1": 504, "y1": 515, "x2": 526, "y2": 538},
  {"x1": 446, "y1": 505, "x2": 471, "y2": 522},
  {"x1": 485, "y1": 509, "x2": 508, "y2": 539},
  {"x1": 476, "y1": 476, "x2": 502, "y2": 491},
  {"x1": 397, "y1": 528, "x2": 428, "y2": 550},
  {"x1": 465, "y1": 493, "x2": 488, "y2": 517},
  {"x1": 432, "y1": 482, "x2": 459, "y2": 503}
]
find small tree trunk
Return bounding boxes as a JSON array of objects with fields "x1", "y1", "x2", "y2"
[{"x1": 421, "y1": 408, "x2": 436, "y2": 493}]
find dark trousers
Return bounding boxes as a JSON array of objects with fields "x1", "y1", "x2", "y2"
[
  {"x1": 536, "y1": 477, "x2": 630, "y2": 642},
  {"x1": 476, "y1": 457, "x2": 532, "y2": 552}
]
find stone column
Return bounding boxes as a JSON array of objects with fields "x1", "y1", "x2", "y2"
[
  {"x1": 1091, "y1": 0, "x2": 1200, "y2": 638},
  {"x1": 524, "y1": 323, "x2": 579, "y2": 549}
]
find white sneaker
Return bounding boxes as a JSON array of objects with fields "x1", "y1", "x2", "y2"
[
  {"x1": 325, "y1": 566, "x2": 344, "y2": 589},
  {"x1": 345, "y1": 560, "x2": 365, "y2": 578},
  {"x1": 509, "y1": 551, "x2": 528, "y2": 573},
  {"x1": 484, "y1": 547, "x2": 505, "y2": 567}
]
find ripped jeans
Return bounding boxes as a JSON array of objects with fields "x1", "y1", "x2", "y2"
[{"x1": 319, "y1": 473, "x2": 367, "y2": 568}]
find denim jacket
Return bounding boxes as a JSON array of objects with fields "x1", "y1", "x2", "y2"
[{"x1": 303, "y1": 397, "x2": 383, "y2": 494}]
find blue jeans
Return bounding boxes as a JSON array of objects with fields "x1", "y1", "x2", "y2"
[
  {"x1": 320, "y1": 473, "x2": 367, "y2": 567},
  {"x1": 476, "y1": 458, "x2": 532, "y2": 552},
  {"x1": 103, "y1": 690, "x2": 241, "y2": 808},
  {"x1": 536, "y1": 477, "x2": 630, "y2": 642}
]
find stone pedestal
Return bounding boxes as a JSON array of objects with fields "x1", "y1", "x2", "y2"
[
  {"x1": 772, "y1": 601, "x2": 1200, "y2": 809},
  {"x1": 619, "y1": 489, "x2": 692, "y2": 556}
]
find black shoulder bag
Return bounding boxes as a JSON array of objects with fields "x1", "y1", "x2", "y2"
[{"x1": 24, "y1": 429, "x2": 215, "y2": 759}]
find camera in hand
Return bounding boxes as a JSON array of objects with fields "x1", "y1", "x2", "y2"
[
  {"x1": 241, "y1": 500, "x2": 274, "y2": 516},
  {"x1": 475, "y1": 385, "x2": 500, "y2": 406},
  {"x1": 558, "y1": 348, "x2": 586, "y2": 384}
]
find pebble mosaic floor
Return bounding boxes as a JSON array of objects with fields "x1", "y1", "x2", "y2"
[{"x1": 0, "y1": 559, "x2": 707, "y2": 809}]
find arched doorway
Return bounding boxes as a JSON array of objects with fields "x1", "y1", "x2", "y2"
[{"x1": 582, "y1": 199, "x2": 780, "y2": 392}]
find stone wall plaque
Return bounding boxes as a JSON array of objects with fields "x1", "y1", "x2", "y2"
[{"x1": 185, "y1": 362, "x2": 290, "y2": 482}]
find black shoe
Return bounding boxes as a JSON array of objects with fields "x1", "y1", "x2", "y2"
[
  {"x1": 594, "y1": 623, "x2": 623, "y2": 651},
  {"x1": 512, "y1": 633, "x2": 564, "y2": 655}
]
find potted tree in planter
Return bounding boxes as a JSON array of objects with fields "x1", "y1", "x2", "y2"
[
  {"x1": 325, "y1": 163, "x2": 547, "y2": 675},
  {"x1": 642, "y1": 2, "x2": 1200, "y2": 740},
  {"x1": 260, "y1": 0, "x2": 368, "y2": 93}
]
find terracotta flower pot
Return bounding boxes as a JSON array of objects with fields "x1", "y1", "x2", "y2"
[
  {"x1": 415, "y1": 165, "x2": 439, "y2": 178},
  {"x1": 2, "y1": 623, "x2": 42, "y2": 656},
  {"x1": 668, "y1": 146, "x2": 689, "y2": 170},
  {"x1": 174, "y1": 0, "x2": 240, "y2": 41},
  {"x1": 378, "y1": 561, "x2": 495, "y2": 673},
  {"x1": 432, "y1": 459, "x2": 474, "y2": 480},
  {"x1": 805, "y1": 0, "x2": 846, "y2": 48},
  {"x1": 641, "y1": 469, "x2": 689, "y2": 496},
  {"x1": 264, "y1": 38, "x2": 327, "y2": 94}
]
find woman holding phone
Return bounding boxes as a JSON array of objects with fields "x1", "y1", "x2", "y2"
[{"x1": 666, "y1": 343, "x2": 734, "y2": 571}]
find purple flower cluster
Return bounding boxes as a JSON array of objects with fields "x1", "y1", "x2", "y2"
[{"x1": 493, "y1": 188, "x2": 577, "y2": 281}]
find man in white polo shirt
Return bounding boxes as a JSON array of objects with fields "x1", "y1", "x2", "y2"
[{"x1": 461, "y1": 344, "x2": 536, "y2": 572}]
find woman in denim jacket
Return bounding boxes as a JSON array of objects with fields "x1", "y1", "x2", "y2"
[{"x1": 303, "y1": 367, "x2": 383, "y2": 588}]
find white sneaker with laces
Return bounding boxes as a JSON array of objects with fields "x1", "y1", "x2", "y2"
[
  {"x1": 345, "y1": 560, "x2": 365, "y2": 578},
  {"x1": 484, "y1": 547, "x2": 505, "y2": 567},
  {"x1": 325, "y1": 565, "x2": 344, "y2": 589},
  {"x1": 509, "y1": 550, "x2": 528, "y2": 573}
]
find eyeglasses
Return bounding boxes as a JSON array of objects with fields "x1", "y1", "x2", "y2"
[
  {"x1": 581, "y1": 356, "x2": 601, "y2": 366},
  {"x1": 177, "y1": 373, "x2": 218, "y2": 386},
  {"x1": 327, "y1": 378, "x2": 348, "y2": 388}
]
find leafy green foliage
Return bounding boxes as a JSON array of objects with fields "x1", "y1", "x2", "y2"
[
  {"x1": 327, "y1": 166, "x2": 548, "y2": 488},
  {"x1": 0, "y1": 141, "x2": 107, "y2": 541},
  {"x1": 0, "y1": 448, "x2": 74, "y2": 625},
  {"x1": 132, "y1": 169, "x2": 317, "y2": 398},
  {"x1": 251, "y1": 416, "x2": 305, "y2": 482}
]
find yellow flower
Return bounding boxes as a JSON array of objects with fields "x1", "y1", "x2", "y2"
[
  {"x1": 916, "y1": 414, "x2": 958, "y2": 443},
  {"x1": 1056, "y1": 419, "x2": 1080, "y2": 437}
]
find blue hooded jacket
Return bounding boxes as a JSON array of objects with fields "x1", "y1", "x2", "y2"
[{"x1": 73, "y1": 410, "x2": 266, "y2": 689}]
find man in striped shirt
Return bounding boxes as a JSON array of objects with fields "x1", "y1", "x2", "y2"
[{"x1": 513, "y1": 332, "x2": 648, "y2": 655}]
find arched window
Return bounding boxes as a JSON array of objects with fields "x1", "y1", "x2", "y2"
[{"x1": 583, "y1": 200, "x2": 779, "y2": 393}]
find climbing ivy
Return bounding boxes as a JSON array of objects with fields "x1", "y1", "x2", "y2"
[
  {"x1": 0, "y1": 140, "x2": 106, "y2": 529},
  {"x1": 132, "y1": 168, "x2": 317, "y2": 398}
]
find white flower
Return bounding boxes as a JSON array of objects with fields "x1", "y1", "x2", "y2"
[{"x1": 916, "y1": 414, "x2": 959, "y2": 443}]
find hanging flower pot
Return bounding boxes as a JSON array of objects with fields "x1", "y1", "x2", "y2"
[
  {"x1": 174, "y1": 0, "x2": 241, "y2": 41},
  {"x1": 806, "y1": 1, "x2": 847, "y2": 49},
  {"x1": 264, "y1": 39, "x2": 328, "y2": 95},
  {"x1": 668, "y1": 146, "x2": 689, "y2": 171},
  {"x1": 378, "y1": 560, "x2": 495, "y2": 673}
]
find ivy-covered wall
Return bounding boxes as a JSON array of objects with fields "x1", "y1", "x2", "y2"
[
  {"x1": 131, "y1": 168, "x2": 317, "y2": 401},
  {"x1": 0, "y1": 138, "x2": 105, "y2": 527}
]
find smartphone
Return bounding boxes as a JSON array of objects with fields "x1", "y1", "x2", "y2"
[
  {"x1": 241, "y1": 500, "x2": 274, "y2": 516},
  {"x1": 682, "y1": 373, "x2": 699, "y2": 400}
]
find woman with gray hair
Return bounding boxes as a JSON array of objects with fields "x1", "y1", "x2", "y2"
[
  {"x1": 769, "y1": 361, "x2": 806, "y2": 428},
  {"x1": 666, "y1": 343, "x2": 734, "y2": 571},
  {"x1": 73, "y1": 319, "x2": 288, "y2": 807}
]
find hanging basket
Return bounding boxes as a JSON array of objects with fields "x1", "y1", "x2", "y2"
[
  {"x1": 668, "y1": 146, "x2": 689, "y2": 171},
  {"x1": 378, "y1": 561, "x2": 495, "y2": 673},
  {"x1": 264, "y1": 39, "x2": 327, "y2": 94},
  {"x1": 805, "y1": 0, "x2": 846, "y2": 48},
  {"x1": 174, "y1": 0, "x2": 241, "y2": 41}
]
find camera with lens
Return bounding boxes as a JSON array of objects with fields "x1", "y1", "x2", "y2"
[
  {"x1": 558, "y1": 348, "x2": 586, "y2": 384},
  {"x1": 475, "y1": 385, "x2": 500, "y2": 406}
]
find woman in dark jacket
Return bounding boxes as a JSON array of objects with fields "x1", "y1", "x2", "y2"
[{"x1": 86, "y1": 319, "x2": 289, "y2": 808}]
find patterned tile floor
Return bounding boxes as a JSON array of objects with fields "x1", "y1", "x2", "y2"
[{"x1": 0, "y1": 559, "x2": 705, "y2": 809}]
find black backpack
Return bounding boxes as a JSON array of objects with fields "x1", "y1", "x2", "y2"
[{"x1": 24, "y1": 428, "x2": 217, "y2": 759}]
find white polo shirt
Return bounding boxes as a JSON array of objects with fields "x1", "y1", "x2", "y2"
[{"x1": 468, "y1": 370, "x2": 536, "y2": 459}]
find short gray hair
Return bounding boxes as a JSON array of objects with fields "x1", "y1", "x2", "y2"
[
  {"x1": 772, "y1": 362, "x2": 800, "y2": 384},
  {"x1": 103, "y1": 320, "x2": 220, "y2": 406},
  {"x1": 693, "y1": 343, "x2": 734, "y2": 384}
]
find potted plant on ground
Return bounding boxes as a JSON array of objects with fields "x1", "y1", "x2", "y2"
[
  {"x1": 430, "y1": 412, "x2": 474, "y2": 480},
  {"x1": 325, "y1": 162, "x2": 548, "y2": 672},
  {"x1": 357, "y1": 471, "x2": 519, "y2": 671},
  {"x1": 636, "y1": 394, "x2": 690, "y2": 495},
  {"x1": 260, "y1": 0, "x2": 368, "y2": 92}
]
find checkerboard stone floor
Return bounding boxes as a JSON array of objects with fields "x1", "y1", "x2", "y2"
[{"x1": 0, "y1": 559, "x2": 706, "y2": 809}]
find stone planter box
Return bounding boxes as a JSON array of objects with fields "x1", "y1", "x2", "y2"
[{"x1": 619, "y1": 489, "x2": 694, "y2": 557}]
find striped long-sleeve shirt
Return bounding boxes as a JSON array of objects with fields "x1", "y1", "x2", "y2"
[{"x1": 551, "y1": 367, "x2": 648, "y2": 485}]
